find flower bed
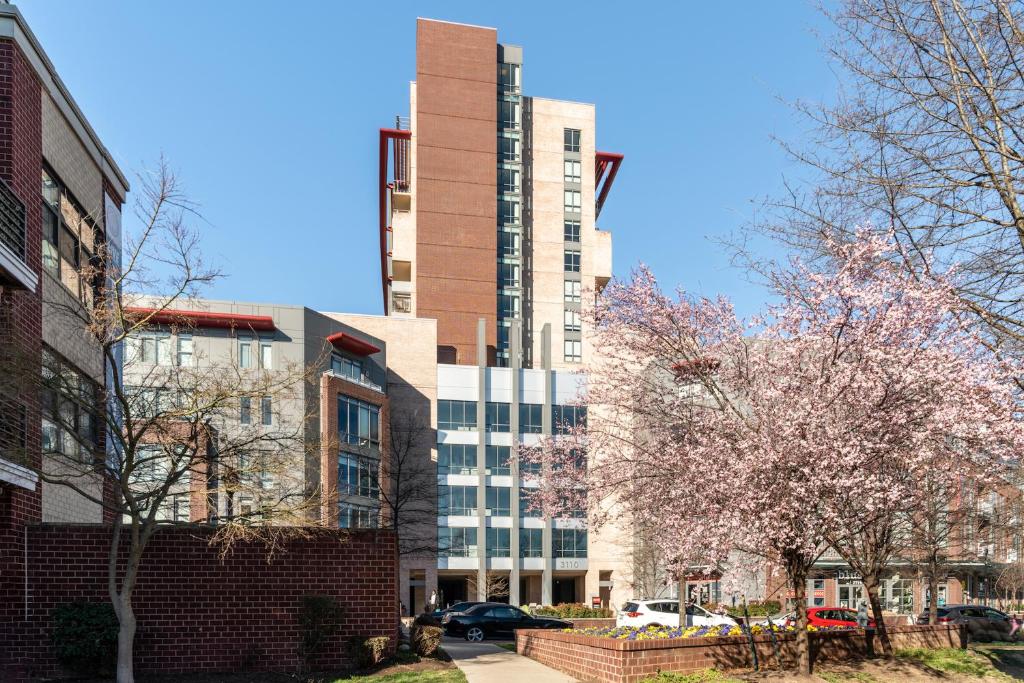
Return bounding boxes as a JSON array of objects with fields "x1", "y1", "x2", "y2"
[{"x1": 568, "y1": 623, "x2": 854, "y2": 641}]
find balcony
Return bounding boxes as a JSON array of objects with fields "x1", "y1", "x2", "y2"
[{"x1": 0, "y1": 179, "x2": 36, "y2": 292}]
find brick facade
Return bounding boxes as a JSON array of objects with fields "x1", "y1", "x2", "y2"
[
  {"x1": 4, "y1": 524, "x2": 398, "y2": 680},
  {"x1": 516, "y1": 625, "x2": 963, "y2": 683}
]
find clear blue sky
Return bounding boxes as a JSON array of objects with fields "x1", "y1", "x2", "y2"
[{"x1": 19, "y1": 1, "x2": 837, "y2": 318}]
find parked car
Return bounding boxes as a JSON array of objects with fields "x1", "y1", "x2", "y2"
[
  {"x1": 442, "y1": 602, "x2": 569, "y2": 641},
  {"x1": 784, "y1": 607, "x2": 875, "y2": 628},
  {"x1": 430, "y1": 601, "x2": 485, "y2": 619},
  {"x1": 616, "y1": 600, "x2": 737, "y2": 629},
  {"x1": 750, "y1": 611, "x2": 794, "y2": 626},
  {"x1": 915, "y1": 605, "x2": 1014, "y2": 642}
]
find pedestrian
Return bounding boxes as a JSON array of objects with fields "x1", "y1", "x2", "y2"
[
  {"x1": 428, "y1": 589, "x2": 438, "y2": 613},
  {"x1": 856, "y1": 599, "x2": 869, "y2": 629}
]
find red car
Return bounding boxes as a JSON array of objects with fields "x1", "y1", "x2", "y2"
[{"x1": 785, "y1": 607, "x2": 875, "y2": 628}]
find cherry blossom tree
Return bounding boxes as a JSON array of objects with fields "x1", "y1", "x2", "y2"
[{"x1": 525, "y1": 231, "x2": 1023, "y2": 673}]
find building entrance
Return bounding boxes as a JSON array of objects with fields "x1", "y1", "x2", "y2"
[
  {"x1": 438, "y1": 578, "x2": 467, "y2": 609},
  {"x1": 553, "y1": 578, "x2": 577, "y2": 604}
]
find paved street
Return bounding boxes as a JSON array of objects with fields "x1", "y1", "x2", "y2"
[{"x1": 443, "y1": 636, "x2": 576, "y2": 683}]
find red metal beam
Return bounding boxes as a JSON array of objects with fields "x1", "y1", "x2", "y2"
[
  {"x1": 326, "y1": 331, "x2": 381, "y2": 356},
  {"x1": 124, "y1": 307, "x2": 276, "y2": 332},
  {"x1": 379, "y1": 128, "x2": 412, "y2": 314},
  {"x1": 595, "y1": 151, "x2": 624, "y2": 219}
]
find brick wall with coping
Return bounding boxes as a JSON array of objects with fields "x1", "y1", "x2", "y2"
[
  {"x1": 4, "y1": 524, "x2": 399, "y2": 681},
  {"x1": 516, "y1": 624, "x2": 963, "y2": 683}
]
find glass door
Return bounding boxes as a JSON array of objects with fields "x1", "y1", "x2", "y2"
[{"x1": 838, "y1": 582, "x2": 864, "y2": 609}]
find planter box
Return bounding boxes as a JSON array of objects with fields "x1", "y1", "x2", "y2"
[
  {"x1": 567, "y1": 617, "x2": 617, "y2": 629},
  {"x1": 516, "y1": 624, "x2": 962, "y2": 683}
]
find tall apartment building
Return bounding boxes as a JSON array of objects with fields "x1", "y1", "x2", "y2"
[
  {"x1": 0, "y1": 2, "x2": 129, "y2": 665},
  {"x1": 375, "y1": 18, "x2": 626, "y2": 610}
]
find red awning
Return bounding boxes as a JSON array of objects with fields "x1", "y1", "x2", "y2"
[
  {"x1": 124, "y1": 307, "x2": 276, "y2": 332},
  {"x1": 327, "y1": 331, "x2": 381, "y2": 356}
]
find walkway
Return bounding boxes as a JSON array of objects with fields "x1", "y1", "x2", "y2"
[{"x1": 443, "y1": 637, "x2": 577, "y2": 683}]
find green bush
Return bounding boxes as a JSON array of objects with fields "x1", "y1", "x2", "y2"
[
  {"x1": 725, "y1": 600, "x2": 782, "y2": 618},
  {"x1": 531, "y1": 603, "x2": 614, "y2": 619},
  {"x1": 51, "y1": 602, "x2": 119, "y2": 675},
  {"x1": 298, "y1": 594, "x2": 344, "y2": 665},
  {"x1": 348, "y1": 635, "x2": 391, "y2": 669},
  {"x1": 411, "y1": 625, "x2": 443, "y2": 657}
]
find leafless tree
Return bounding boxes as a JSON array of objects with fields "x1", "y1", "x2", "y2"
[
  {"x1": 467, "y1": 572, "x2": 511, "y2": 601},
  {"x1": 373, "y1": 407, "x2": 437, "y2": 557},
  {"x1": 758, "y1": 0, "x2": 1024, "y2": 360},
  {"x1": 6, "y1": 159, "x2": 322, "y2": 683}
]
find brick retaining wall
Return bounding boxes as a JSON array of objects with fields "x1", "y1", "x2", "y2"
[
  {"x1": 516, "y1": 624, "x2": 962, "y2": 683},
  {"x1": 4, "y1": 524, "x2": 398, "y2": 680}
]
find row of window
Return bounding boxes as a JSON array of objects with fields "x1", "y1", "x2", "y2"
[
  {"x1": 40, "y1": 348, "x2": 102, "y2": 462},
  {"x1": 41, "y1": 167, "x2": 100, "y2": 307},
  {"x1": 438, "y1": 400, "x2": 586, "y2": 433},
  {"x1": 126, "y1": 331, "x2": 273, "y2": 370},
  {"x1": 338, "y1": 395, "x2": 381, "y2": 449},
  {"x1": 331, "y1": 354, "x2": 366, "y2": 383},
  {"x1": 340, "y1": 502, "x2": 378, "y2": 529},
  {"x1": 439, "y1": 443, "x2": 518, "y2": 476},
  {"x1": 439, "y1": 485, "x2": 583, "y2": 518},
  {"x1": 240, "y1": 396, "x2": 274, "y2": 426},
  {"x1": 338, "y1": 452, "x2": 380, "y2": 499},
  {"x1": 564, "y1": 128, "x2": 583, "y2": 365},
  {"x1": 439, "y1": 527, "x2": 587, "y2": 558}
]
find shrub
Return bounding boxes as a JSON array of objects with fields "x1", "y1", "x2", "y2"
[
  {"x1": 51, "y1": 602, "x2": 119, "y2": 675},
  {"x1": 411, "y1": 625, "x2": 443, "y2": 657},
  {"x1": 725, "y1": 600, "x2": 781, "y2": 618},
  {"x1": 414, "y1": 612, "x2": 442, "y2": 627},
  {"x1": 298, "y1": 594, "x2": 344, "y2": 665},
  {"x1": 348, "y1": 635, "x2": 391, "y2": 669},
  {"x1": 532, "y1": 603, "x2": 614, "y2": 619}
]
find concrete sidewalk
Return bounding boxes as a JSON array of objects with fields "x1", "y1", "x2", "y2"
[{"x1": 443, "y1": 637, "x2": 576, "y2": 683}]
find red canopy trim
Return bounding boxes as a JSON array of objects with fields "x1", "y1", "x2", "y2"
[
  {"x1": 327, "y1": 331, "x2": 381, "y2": 356},
  {"x1": 125, "y1": 307, "x2": 276, "y2": 332}
]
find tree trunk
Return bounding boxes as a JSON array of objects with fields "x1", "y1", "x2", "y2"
[
  {"x1": 116, "y1": 595, "x2": 136, "y2": 683},
  {"x1": 928, "y1": 573, "x2": 939, "y2": 625},
  {"x1": 792, "y1": 569, "x2": 811, "y2": 675},
  {"x1": 863, "y1": 574, "x2": 891, "y2": 656}
]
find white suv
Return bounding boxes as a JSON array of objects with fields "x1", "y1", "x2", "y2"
[{"x1": 616, "y1": 600, "x2": 737, "y2": 629}]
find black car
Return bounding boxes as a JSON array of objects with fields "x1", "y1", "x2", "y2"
[
  {"x1": 430, "y1": 601, "x2": 486, "y2": 620},
  {"x1": 916, "y1": 604, "x2": 1016, "y2": 642},
  {"x1": 442, "y1": 602, "x2": 569, "y2": 641}
]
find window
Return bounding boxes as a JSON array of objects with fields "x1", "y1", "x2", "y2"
[
  {"x1": 338, "y1": 396, "x2": 381, "y2": 448},
  {"x1": 487, "y1": 527, "x2": 511, "y2": 557},
  {"x1": 564, "y1": 310, "x2": 581, "y2": 332},
  {"x1": 498, "y1": 62, "x2": 520, "y2": 92},
  {"x1": 520, "y1": 488, "x2": 541, "y2": 517},
  {"x1": 499, "y1": 136, "x2": 521, "y2": 162},
  {"x1": 564, "y1": 128, "x2": 581, "y2": 152},
  {"x1": 338, "y1": 453, "x2": 380, "y2": 498},
  {"x1": 564, "y1": 159, "x2": 581, "y2": 183},
  {"x1": 40, "y1": 167, "x2": 99, "y2": 305},
  {"x1": 499, "y1": 294, "x2": 520, "y2": 319},
  {"x1": 439, "y1": 485, "x2": 478, "y2": 516},
  {"x1": 564, "y1": 280, "x2": 582, "y2": 303},
  {"x1": 519, "y1": 404, "x2": 542, "y2": 434},
  {"x1": 498, "y1": 263, "x2": 520, "y2": 289},
  {"x1": 564, "y1": 220, "x2": 581, "y2": 242},
  {"x1": 486, "y1": 486, "x2": 511, "y2": 516},
  {"x1": 499, "y1": 199, "x2": 520, "y2": 225},
  {"x1": 499, "y1": 231, "x2": 520, "y2": 258},
  {"x1": 499, "y1": 167, "x2": 520, "y2": 194},
  {"x1": 499, "y1": 100, "x2": 521, "y2": 129},
  {"x1": 564, "y1": 340, "x2": 582, "y2": 363},
  {"x1": 497, "y1": 324, "x2": 511, "y2": 352},
  {"x1": 259, "y1": 339, "x2": 273, "y2": 369},
  {"x1": 486, "y1": 445, "x2": 510, "y2": 475},
  {"x1": 564, "y1": 250, "x2": 581, "y2": 273},
  {"x1": 553, "y1": 528, "x2": 587, "y2": 558},
  {"x1": 564, "y1": 190, "x2": 582, "y2": 213},
  {"x1": 239, "y1": 337, "x2": 253, "y2": 368},
  {"x1": 485, "y1": 402, "x2": 510, "y2": 433},
  {"x1": 438, "y1": 443, "x2": 477, "y2": 475},
  {"x1": 240, "y1": 396, "x2": 251, "y2": 425},
  {"x1": 438, "y1": 400, "x2": 477, "y2": 431},
  {"x1": 439, "y1": 527, "x2": 477, "y2": 557},
  {"x1": 176, "y1": 335, "x2": 193, "y2": 367},
  {"x1": 127, "y1": 332, "x2": 171, "y2": 366},
  {"x1": 260, "y1": 396, "x2": 272, "y2": 426},
  {"x1": 558, "y1": 491, "x2": 586, "y2": 518},
  {"x1": 128, "y1": 386, "x2": 173, "y2": 419},
  {"x1": 553, "y1": 405, "x2": 586, "y2": 433},
  {"x1": 339, "y1": 502, "x2": 377, "y2": 528},
  {"x1": 520, "y1": 528, "x2": 543, "y2": 557},
  {"x1": 40, "y1": 349, "x2": 101, "y2": 461},
  {"x1": 331, "y1": 354, "x2": 364, "y2": 382}
]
